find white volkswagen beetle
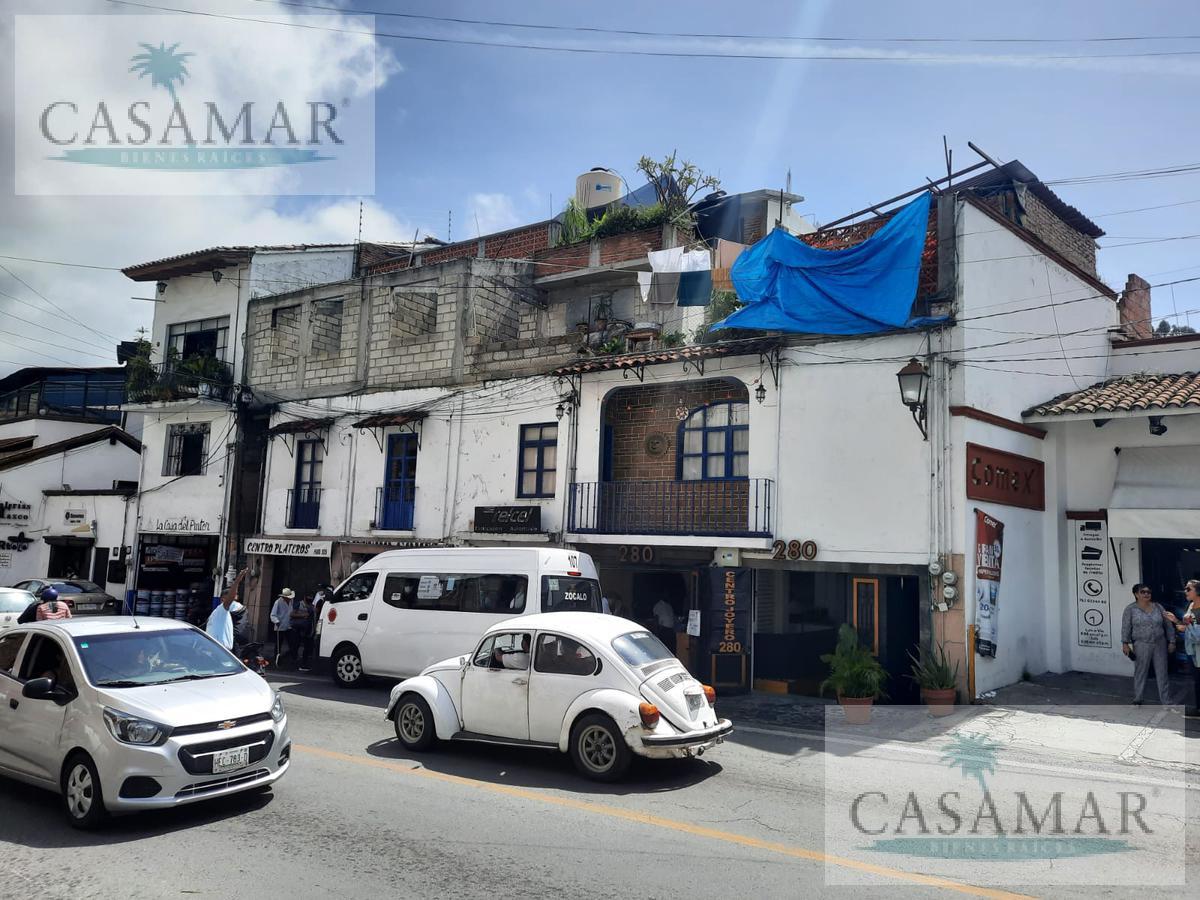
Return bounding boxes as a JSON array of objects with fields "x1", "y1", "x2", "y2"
[{"x1": 385, "y1": 612, "x2": 732, "y2": 781}]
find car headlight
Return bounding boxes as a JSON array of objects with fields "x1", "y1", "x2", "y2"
[
  {"x1": 270, "y1": 693, "x2": 285, "y2": 722},
  {"x1": 102, "y1": 707, "x2": 169, "y2": 746}
]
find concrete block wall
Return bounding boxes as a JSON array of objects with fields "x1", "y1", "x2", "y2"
[
  {"x1": 311, "y1": 299, "x2": 344, "y2": 356},
  {"x1": 307, "y1": 297, "x2": 360, "y2": 388}
]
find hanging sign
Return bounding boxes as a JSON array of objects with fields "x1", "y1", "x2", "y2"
[
  {"x1": 1075, "y1": 520, "x2": 1112, "y2": 649},
  {"x1": 974, "y1": 509, "x2": 1005, "y2": 658},
  {"x1": 474, "y1": 506, "x2": 541, "y2": 534},
  {"x1": 966, "y1": 443, "x2": 1045, "y2": 511}
]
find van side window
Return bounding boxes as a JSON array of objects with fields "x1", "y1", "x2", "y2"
[
  {"x1": 0, "y1": 633, "x2": 24, "y2": 676},
  {"x1": 379, "y1": 573, "x2": 527, "y2": 613},
  {"x1": 334, "y1": 572, "x2": 378, "y2": 603}
]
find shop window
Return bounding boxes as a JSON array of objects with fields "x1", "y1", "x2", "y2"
[
  {"x1": 852, "y1": 577, "x2": 880, "y2": 655},
  {"x1": 517, "y1": 423, "x2": 557, "y2": 498},
  {"x1": 678, "y1": 402, "x2": 748, "y2": 481},
  {"x1": 164, "y1": 422, "x2": 210, "y2": 477}
]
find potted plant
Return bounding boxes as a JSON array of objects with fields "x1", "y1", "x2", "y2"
[
  {"x1": 908, "y1": 643, "x2": 960, "y2": 717},
  {"x1": 820, "y1": 624, "x2": 887, "y2": 724}
]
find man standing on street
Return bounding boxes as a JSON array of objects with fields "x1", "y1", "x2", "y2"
[{"x1": 271, "y1": 587, "x2": 294, "y2": 666}]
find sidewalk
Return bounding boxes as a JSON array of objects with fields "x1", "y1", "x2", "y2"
[{"x1": 719, "y1": 670, "x2": 1199, "y2": 779}]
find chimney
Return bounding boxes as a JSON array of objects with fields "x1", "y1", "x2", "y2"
[{"x1": 1118, "y1": 273, "x2": 1152, "y2": 340}]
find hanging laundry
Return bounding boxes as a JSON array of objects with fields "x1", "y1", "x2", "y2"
[
  {"x1": 677, "y1": 270, "x2": 713, "y2": 307},
  {"x1": 637, "y1": 271, "x2": 653, "y2": 304},
  {"x1": 647, "y1": 247, "x2": 712, "y2": 305}
]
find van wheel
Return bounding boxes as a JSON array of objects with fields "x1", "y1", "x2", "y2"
[
  {"x1": 332, "y1": 644, "x2": 364, "y2": 688},
  {"x1": 569, "y1": 713, "x2": 631, "y2": 782},
  {"x1": 394, "y1": 694, "x2": 436, "y2": 751},
  {"x1": 62, "y1": 753, "x2": 108, "y2": 830}
]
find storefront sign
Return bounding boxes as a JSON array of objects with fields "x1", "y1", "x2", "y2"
[
  {"x1": 966, "y1": 443, "x2": 1045, "y2": 511},
  {"x1": 244, "y1": 538, "x2": 332, "y2": 558},
  {"x1": 1074, "y1": 520, "x2": 1112, "y2": 649},
  {"x1": 474, "y1": 505, "x2": 541, "y2": 534},
  {"x1": 150, "y1": 516, "x2": 215, "y2": 533},
  {"x1": 0, "y1": 501, "x2": 31, "y2": 522},
  {"x1": 0, "y1": 532, "x2": 32, "y2": 552},
  {"x1": 0, "y1": 551, "x2": 11, "y2": 568},
  {"x1": 974, "y1": 510, "x2": 1005, "y2": 658},
  {"x1": 148, "y1": 545, "x2": 185, "y2": 564},
  {"x1": 64, "y1": 509, "x2": 87, "y2": 525},
  {"x1": 707, "y1": 568, "x2": 751, "y2": 654}
]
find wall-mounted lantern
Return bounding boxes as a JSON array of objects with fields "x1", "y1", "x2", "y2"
[{"x1": 896, "y1": 357, "x2": 930, "y2": 440}]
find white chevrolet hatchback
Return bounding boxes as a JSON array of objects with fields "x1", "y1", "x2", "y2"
[{"x1": 0, "y1": 617, "x2": 290, "y2": 828}]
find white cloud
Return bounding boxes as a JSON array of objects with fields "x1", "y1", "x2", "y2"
[
  {"x1": 0, "y1": 1, "x2": 408, "y2": 376},
  {"x1": 465, "y1": 192, "x2": 521, "y2": 237}
]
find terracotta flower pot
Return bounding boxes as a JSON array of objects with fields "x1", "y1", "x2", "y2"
[
  {"x1": 921, "y1": 687, "x2": 956, "y2": 717},
  {"x1": 838, "y1": 695, "x2": 874, "y2": 725}
]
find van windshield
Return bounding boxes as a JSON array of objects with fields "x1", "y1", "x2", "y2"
[{"x1": 540, "y1": 576, "x2": 602, "y2": 613}]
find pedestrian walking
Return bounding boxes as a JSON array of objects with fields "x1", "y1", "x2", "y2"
[
  {"x1": 1121, "y1": 583, "x2": 1176, "y2": 706},
  {"x1": 1164, "y1": 579, "x2": 1200, "y2": 717},
  {"x1": 35, "y1": 587, "x2": 72, "y2": 621},
  {"x1": 291, "y1": 593, "x2": 314, "y2": 672},
  {"x1": 270, "y1": 588, "x2": 294, "y2": 666}
]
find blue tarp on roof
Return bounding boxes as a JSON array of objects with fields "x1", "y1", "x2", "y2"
[{"x1": 711, "y1": 191, "x2": 945, "y2": 335}]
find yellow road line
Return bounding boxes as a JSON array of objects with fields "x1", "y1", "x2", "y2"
[{"x1": 294, "y1": 743, "x2": 1034, "y2": 900}]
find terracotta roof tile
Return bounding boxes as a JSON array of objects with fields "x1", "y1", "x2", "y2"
[{"x1": 1023, "y1": 372, "x2": 1200, "y2": 418}]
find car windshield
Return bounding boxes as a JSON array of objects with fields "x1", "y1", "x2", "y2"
[
  {"x1": 54, "y1": 582, "x2": 103, "y2": 594},
  {"x1": 72, "y1": 628, "x2": 243, "y2": 687},
  {"x1": 0, "y1": 592, "x2": 32, "y2": 613},
  {"x1": 611, "y1": 630, "x2": 674, "y2": 667},
  {"x1": 540, "y1": 576, "x2": 602, "y2": 613}
]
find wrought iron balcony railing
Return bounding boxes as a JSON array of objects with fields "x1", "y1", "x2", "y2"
[
  {"x1": 126, "y1": 358, "x2": 234, "y2": 404},
  {"x1": 567, "y1": 479, "x2": 773, "y2": 538},
  {"x1": 373, "y1": 485, "x2": 415, "y2": 531},
  {"x1": 287, "y1": 486, "x2": 323, "y2": 529}
]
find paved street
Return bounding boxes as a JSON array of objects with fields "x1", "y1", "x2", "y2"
[{"x1": 2, "y1": 674, "x2": 1196, "y2": 900}]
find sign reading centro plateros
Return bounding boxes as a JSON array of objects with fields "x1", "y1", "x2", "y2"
[
  {"x1": 245, "y1": 538, "x2": 332, "y2": 558},
  {"x1": 966, "y1": 443, "x2": 1045, "y2": 511}
]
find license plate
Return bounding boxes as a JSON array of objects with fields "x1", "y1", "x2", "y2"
[
  {"x1": 75, "y1": 603, "x2": 99, "y2": 612},
  {"x1": 212, "y1": 746, "x2": 250, "y2": 774},
  {"x1": 686, "y1": 692, "x2": 704, "y2": 711}
]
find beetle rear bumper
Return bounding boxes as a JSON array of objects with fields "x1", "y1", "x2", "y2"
[{"x1": 636, "y1": 719, "x2": 733, "y2": 758}]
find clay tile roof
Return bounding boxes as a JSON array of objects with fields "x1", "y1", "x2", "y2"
[
  {"x1": 1023, "y1": 372, "x2": 1200, "y2": 419},
  {"x1": 351, "y1": 411, "x2": 428, "y2": 429},
  {"x1": 268, "y1": 417, "x2": 337, "y2": 435}
]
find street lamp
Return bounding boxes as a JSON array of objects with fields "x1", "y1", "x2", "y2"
[
  {"x1": 755, "y1": 382, "x2": 767, "y2": 404},
  {"x1": 896, "y1": 357, "x2": 930, "y2": 440}
]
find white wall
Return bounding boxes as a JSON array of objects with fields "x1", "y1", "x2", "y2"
[
  {"x1": 134, "y1": 408, "x2": 235, "y2": 537},
  {"x1": 0, "y1": 436, "x2": 140, "y2": 585},
  {"x1": 955, "y1": 201, "x2": 1117, "y2": 418},
  {"x1": 42, "y1": 494, "x2": 134, "y2": 594},
  {"x1": 259, "y1": 382, "x2": 567, "y2": 542},
  {"x1": 151, "y1": 265, "x2": 247, "y2": 376},
  {"x1": 1108, "y1": 338, "x2": 1200, "y2": 377},
  {"x1": 247, "y1": 247, "x2": 355, "y2": 300}
]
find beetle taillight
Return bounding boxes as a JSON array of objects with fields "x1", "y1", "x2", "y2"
[
  {"x1": 702, "y1": 684, "x2": 716, "y2": 705},
  {"x1": 639, "y1": 702, "x2": 660, "y2": 728},
  {"x1": 328, "y1": 608, "x2": 337, "y2": 623}
]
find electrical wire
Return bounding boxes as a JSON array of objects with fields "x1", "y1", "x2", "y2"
[{"x1": 102, "y1": 0, "x2": 1200, "y2": 61}]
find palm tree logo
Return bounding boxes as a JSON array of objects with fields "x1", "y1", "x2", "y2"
[
  {"x1": 940, "y1": 732, "x2": 1000, "y2": 793},
  {"x1": 130, "y1": 42, "x2": 193, "y2": 107}
]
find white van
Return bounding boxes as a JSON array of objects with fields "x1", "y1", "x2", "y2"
[{"x1": 317, "y1": 547, "x2": 603, "y2": 687}]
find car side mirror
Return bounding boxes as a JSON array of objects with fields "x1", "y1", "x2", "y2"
[{"x1": 22, "y1": 677, "x2": 55, "y2": 700}]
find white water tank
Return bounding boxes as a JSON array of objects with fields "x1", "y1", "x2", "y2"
[{"x1": 575, "y1": 167, "x2": 622, "y2": 209}]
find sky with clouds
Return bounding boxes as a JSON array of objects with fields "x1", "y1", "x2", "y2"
[{"x1": 3, "y1": 0, "x2": 1200, "y2": 376}]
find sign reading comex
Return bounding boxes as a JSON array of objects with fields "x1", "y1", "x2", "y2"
[{"x1": 245, "y1": 539, "x2": 332, "y2": 558}]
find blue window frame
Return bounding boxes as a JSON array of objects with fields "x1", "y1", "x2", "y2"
[
  {"x1": 677, "y1": 402, "x2": 749, "y2": 481},
  {"x1": 517, "y1": 423, "x2": 558, "y2": 498}
]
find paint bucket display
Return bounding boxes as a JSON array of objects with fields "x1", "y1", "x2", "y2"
[
  {"x1": 135, "y1": 590, "x2": 150, "y2": 616},
  {"x1": 175, "y1": 589, "x2": 189, "y2": 619},
  {"x1": 149, "y1": 591, "x2": 163, "y2": 617}
]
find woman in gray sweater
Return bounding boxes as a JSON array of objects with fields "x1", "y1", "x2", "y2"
[{"x1": 1121, "y1": 583, "x2": 1176, "y2": 706}]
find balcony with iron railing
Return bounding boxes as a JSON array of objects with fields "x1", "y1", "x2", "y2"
[
  {"x1": 125, "y1": 356, "x2": 234, "y2": 405},
  {"x1": 286, "y1": 487, "x2": 323, "y2": 529},
  {"x1": 372, "y1": 485, "x2": 415, "y2": 531},
  {"x1": 567, "y1": 479, "x2": 773, "y2": 538}
]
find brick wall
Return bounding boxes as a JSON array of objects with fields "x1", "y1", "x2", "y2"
[
  {"x1": 1017, "y1": 189, "x2": 1097, "y2": 276},
  {"x1": 1118, "y1": 273, "x2": 1152, "y2": 340},
  {"x1": 603, "y1": 379, "x2": 747, "y2": 481},
  {"x1": 365, "y1": 221, "x2": 555, "y2": 276},
  {"x1": 311, "y1": 299, "x2": 344, "y2": 355}
]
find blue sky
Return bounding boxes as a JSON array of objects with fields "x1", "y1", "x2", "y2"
[{"x1": 3, "y1": 0, "x2": 1200, "y2": 375}]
